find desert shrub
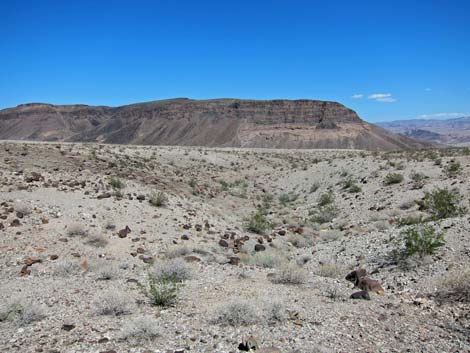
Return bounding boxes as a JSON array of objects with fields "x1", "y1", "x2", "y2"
[
  {"x1": 270, "y1": 263, "x2": 307, "y2": 285},
  {"x1": 165, "y1": 245, "x2": 193, "y2": 258},
  {"x1": 245, "y1": 211, "x2": 271, "y2": 235},
  {"x1": 118, "y1": 316, "x2": 160, "y2": 342},
  {"x1": 95, "y1": 262, "x2": 118, "y2": 280},
  {"x1": 310, "y1": 204, "x2": 339, "y2": 224},
  {"x1": 342, "y1": 177, "x2": 361, "y2": 193},
  {"x1": 138, "y1": 277, "x2": 179, "y2": 307},
  {"x1": 410, "y1": 172, "x2": 427, "y2": 189},
  {"x1": 315, "y1": 262, "x2": 343, "y2": 278},
  {"x1": 437, "y1": 270, "x2": 470, "y2": 303},
  {"x1": 396, "y1": 224, "x2": 445, "y2": 259},
  {"x1": 0, "y1": 300, "x2": 46, "y2": 326},
  {"x1": 213, "y1": 299, "x2": 258, "y2": 326},
  {"x1": 419, "y1": 187, "x2": 465, "y2": 220},
  {"x1": 318, "y1": 191, "x2": 334, "y2": 207},
  {"x1": 250, "y1": 251, "x2": 284, "y2": 268},
  {"x1": 109, "y1": 177, "x2": 125, "y2": 190},
  {"x1": 66, "y1": 222, "x2": 87, "y2": 236},
  {"x1": 287, "y1": 233, "x2": 315, "y2": 248},
  {"x1": 13, "y1": 200, "x2": 32, "y2": 216},
  {"x1": 444, "y1": 161, "x2": 461, "y2": 176},
  {"x1": 384, "y1": 173, "x2": 404, "y2": 185},
  {"x1": 149, "y1": 191, "x2": 168, "y2": 207},
  {"x1": 319, "y1": 230, "x2": 342, "y2": 243},
  {"x1": 54, "y1": 260, "x2": 81, "y2": 276},
  {"x1": 397, "y1": 214, "x2": 425, "y2": 227},
  {"x1": 85, "y1": 233, "x2": 108, "y2": 247},
  {"x1": 91, "y1": 291, "x2": 133, "y2": 316},
  {"x1": 150, "y1": 259, "x2": 191, "y2": 283},
  {"x1": 263, "y1": 300, "x2": 287, "y2": 323},
  {"x1": 278, "y1": 192, "x2": 298, "y2": 206}
]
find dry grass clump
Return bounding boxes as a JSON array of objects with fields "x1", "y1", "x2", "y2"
[
  {"x1": 95, "y1": 262, "x2": 118, "y2": 280},
  {"x1": 13, "y1": 200, "x2": 32, "y2": 216},
  {"x1": 91, "y1": 291, "x2": 133, "y2": 316},
  {"x1": 213, "y1": 299, "x2": 286, "y2": 326},
  {"x1": 149, "y1": 191, "x2": 168, "y2": 207},
  {"x1": 54, "y1": 260, "x2": 81, "y2": 276},
  {"x1": 288, "y1": 233, "x2": 315, "y2": 248},
  {"x1": 66, "y1": 222, "x2": 88, "y2": 236},
  {"x1": 249, "y1": 251, "x2": 285, "y2": 268},
  {"x1": 436, "y1": 269, "x2": 470, "y2": 303},
  {"x1": 85, "y1": 233, "x2": 108, "y2": 247},
  {"x1": 0, "y1": 299, "x2": 46, "y2": 326},
  {"x1": 118, "y1": 316, "x2": 160, "y2": 342},
  {"x1": 150, "y1": 258, "x2": 192, "y2": 283},
  {"x1": 270, "y1": 262, "x2": 307, "y2": 285},
  {"x1": 315, "y1": 262, "x2": 344, "y2": 278}
]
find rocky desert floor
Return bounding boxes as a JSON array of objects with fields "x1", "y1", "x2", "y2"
[{"x1": 0, "y1": 141, "x2": 469, "y2": 353}]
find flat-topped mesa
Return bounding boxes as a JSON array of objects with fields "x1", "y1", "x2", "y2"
[
  {"x1": 0, "y1": 98, "x2": 430, "y2": 150},
  {"x1": 116, "y1": 99, "x2": 362, "y2": 126}
]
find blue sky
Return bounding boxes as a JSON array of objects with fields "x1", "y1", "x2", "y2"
[{"x1": 1, "y1": 0, "x2": 469, "y2": 122}]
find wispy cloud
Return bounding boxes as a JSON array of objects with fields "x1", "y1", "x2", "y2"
[
  {"x1": 351, "y1": 94, "x2": 363, "y2": 99},
  {"x1": 368, "y1": 93, "x2": 397, "y2": 103},
  {"x1": 418, "y1": 112, "x2": 469, "y2": 119},
  {"x1": 425, "y1": 88, "x2": 432, "y2": 92}
]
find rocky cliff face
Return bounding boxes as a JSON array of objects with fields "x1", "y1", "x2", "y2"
[{"x1": 0, "y1": 98, "x2": 430, "y2": 150}]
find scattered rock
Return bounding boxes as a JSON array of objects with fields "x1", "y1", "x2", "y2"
[
  {"x1": 350, "y1": 291, "x2": 371, "y2": 300},
  {"x1": 118, "y1": 225, "x2": 131, "y2": 238}
]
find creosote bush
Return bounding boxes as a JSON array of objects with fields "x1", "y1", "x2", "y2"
[
  {"x1": 245, "y1": 211, "x2": 271, "y2": 235},
  {"x1": 419, "y1": 187, "x2": 465, "y2": 220},
  {"x1": 109, "y1": 177, "x2": 125, "y2": 190},
  {"x1": 396, "y1": 224, "x2": 445, "y2": 259},
  {"x1": 213, "y1": 299, "x2": 286, "y2": 326},
  {"x1": 384, "y1": 173, "x2": 404, "y2": 185}
]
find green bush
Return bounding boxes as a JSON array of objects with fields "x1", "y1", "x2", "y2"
[
  {"x1": 310, "y1": 204, "x2": 339, "y2": 224},
  {"x1": 138, "y1": 277, "x2": 179, "y2": 307},
  {"x1": 149, "y1": 191, "x2": 168, "y2": 207},
  {"x1": 419, "y1": 187, "x2": 465, "y2": 220},
  {"x1": 278, "y1": 192, "x2": 298, "y2": 206},
  {"x1": 318, "y1": 191, "x2": 334, "y2": 207},
  {"x1": 444, "y1": 161, "x2": 461, "y2": 176},
  {"x1": 109, "y1": 177, "x2": 125, "y2": 190},
  {"x1": 410, "y1": 172, "x2": 427, "y2": 189},
  {"x1": 399, "y1": 224, "x2": 445, "y2": 258},
  {"x1": 245, "y1": 211, "x2": 271, "y2": 234},
  {"x1": 384, "y1": 173, "x2": 404, "y2": 185},
  {"x1": 342, "y1": 177, "x2": 361, "y2": 193}
]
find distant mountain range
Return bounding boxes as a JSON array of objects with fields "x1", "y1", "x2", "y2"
[
  {"x1": 378, "y1": 116, "x2": 470, "y2": 146},
  {"x1": 0, "y1": 98, "x2": 430, "y2": 150}
]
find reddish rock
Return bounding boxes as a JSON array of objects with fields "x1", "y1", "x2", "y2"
[
  {"x1": 49, "y1": 254, "x2": 59, "y2": 260},
  {"x1": 229, "y1": 256, "x2": 241, "y2": 265},
  {"x1": 24, "y1": 256, "x2": 42, "y2": 266},
  {"x1": 118, "y1": 225, "x2": 131, "y2": 238},
  {"x1": 20, "y1": 265, "x2": 31, "y2": 276}
]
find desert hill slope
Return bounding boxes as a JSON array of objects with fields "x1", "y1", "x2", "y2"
[{"x1": 0, "y1": 98, "x2": 430, "y2": 150}]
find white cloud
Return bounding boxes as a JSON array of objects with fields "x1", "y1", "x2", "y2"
[
  {"x1": 418, "y1": 112, "x2": 469, "y2": 119},
  {"x1": 368, "y1": 93, "x2": 397, "y2": 103},
  {"x1": 351, "y1": 94, "x2": 363, "y2": 99}
]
